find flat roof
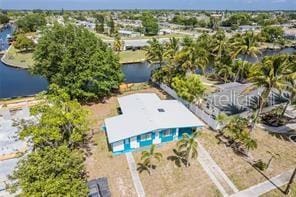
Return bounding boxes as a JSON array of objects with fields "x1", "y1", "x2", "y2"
[{"x1": 105, "y1": 93, "x2": 204, "y2": 143}]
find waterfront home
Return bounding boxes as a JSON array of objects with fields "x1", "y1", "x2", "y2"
[{"x1": 104, "y1": 93, "x2": 204, "y2": 154}]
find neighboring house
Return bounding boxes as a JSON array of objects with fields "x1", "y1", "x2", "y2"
[
  {"x1": 284, "y1": 28, "x2": 296, "y2": 40},
  {"x1": 158, "y1": 29, "x2": 173, "y2": 35},
  {"x1": 104, "y1": 93, "x2": 204, "y2": 154},
  {"x1": 237, "y1": 25, "x2": 259, "y2": 32},
  {"x1": 202, "y1": 82, "x2": 287, "y2": 117},
  {"x1": 118, "y1": 30, "x2": 141, "y2": 38}
]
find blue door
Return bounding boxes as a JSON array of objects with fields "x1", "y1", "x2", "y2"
[{"x1": 124, "y1": 139, "x2": 130, "y2": 151}]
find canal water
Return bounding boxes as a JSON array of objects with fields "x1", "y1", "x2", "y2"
[
  {"x1": 0, "y1": 25, "x2": 295, "y2": 99},
  {"x1": 0, "y1": 26, "x2": 48, "y2": 99}
]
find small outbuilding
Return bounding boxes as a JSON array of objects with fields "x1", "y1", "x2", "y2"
[{"x1": 104, "y1": 93, "x2": 204, "y2": 154}]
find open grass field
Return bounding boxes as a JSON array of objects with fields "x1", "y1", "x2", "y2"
[
  {"x1": 133, "y1": 141, "x2": 221, "y2": 197},
  {"x1": 119, "y1": 50, "x2": 146, "y2": 64},
  {"x1": 3, "y1": 46, "x2": 34, "y2": 69},
  {"x1": 198, "y1": 128, "x2": 296, "y2": 191}
]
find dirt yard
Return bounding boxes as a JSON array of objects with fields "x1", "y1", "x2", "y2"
[
  {"x1": 133, "y1": 141, "x2": 221, "y2": 197},
  {"x1": 198, "y1": 128, "x2": 296, "y2": 191}
]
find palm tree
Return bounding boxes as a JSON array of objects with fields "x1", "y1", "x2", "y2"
[
  {"x1": 211, "y1": 30, "x2": 229, "y2": 62},
  {"x1": 140, "y1": 144, "x2": 162, "y2": 175},
  {"x1": 279, "y1": 73, "x2": 296, "y2": 121},
  {"x1": 177, "y1": 131, "x2": 199, "y2": 167},
  {"x1": 164, "y1": 37, "x2": 180, "y2": 60},
  {"x1": 248, "y1": 54, "x2": 294, "y2": 131},
  {"x1": 216, "y1": 63, "x2": 235, "y2": 83},
  {"x1": 144, "y1": 38, "x2": 166, "y2": 66},
  {"x1": 113, "y1": 35, "x2": 124, "y2": 53},
  {"x1": 231, "y1": 31, "x2": 261, "y2": 82}
]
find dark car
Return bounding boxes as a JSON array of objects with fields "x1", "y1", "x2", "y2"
[
  {"x1": 88, "y1": 177, "x2": 111, "y2": 197},
  {"x1": 88, "y1": 179, "x2": 100, "y2": 197}
]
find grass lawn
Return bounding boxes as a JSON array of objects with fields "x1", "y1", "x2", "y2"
[
  {"x1": 133, "y1": 141, "x2": 222, "y2": 197},
  {"x1": 3, "y1": 46, "x2": 34, "y2": 69},
  {"x1": 83, "y1": 85, "x2": 171, "y2": 196},
  {"x1": 198, "y1": 128, "x2": 296, "y2": 191},
  {"x1": 119, "y1": 50, "x2": 146, "y2": 64}
]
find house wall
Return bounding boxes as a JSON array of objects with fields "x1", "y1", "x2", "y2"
[{"x1": 111, "y1": 127, "x2": 198, "y2": 154}]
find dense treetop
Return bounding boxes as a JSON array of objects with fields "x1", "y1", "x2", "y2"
[
  {"x1": 141, "y1": 12, "x2": 159, "y2": 36},
  {"x1": 16, "y1": 13, "x2": 46, "y2": 32},
  {"x1": 0, "y1": 13, "x2": 10, "y2": 24},
  {"x1": 10, "y1": 86, "x2": 89, "y2": 196},
  {"x1": 32, "y1": 23, "x2": 124, "y2": 102}
]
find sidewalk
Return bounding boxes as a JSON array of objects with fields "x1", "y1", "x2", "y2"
[
  {"x1": 198, "y1": 142, "x2": 239, "y2": 197},
  {"x1": 126, "y1": 152, "x2": 145, "y2": 197},
  {"x1": 231, "y1": 169, "x2": 294, "y2": 197}
]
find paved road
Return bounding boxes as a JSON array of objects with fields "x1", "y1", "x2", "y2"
[
  {"x1": 230, "y1": 169, "x2": 294, "y2": 197},
  {"x1": 198, "y1": 142, "x2": 239, "y2": 197},
  {"x1": 126, "y1": 152, "x2": 145, "y2": 197}
]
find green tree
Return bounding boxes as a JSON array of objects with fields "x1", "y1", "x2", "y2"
[
  {"x1": 32, "y1": 24, "x2": 123, "y2": 102},
  {"x1": 95, "y1": 14, "x2": 105, "y2": 33},
  {"x1": 10, "y1": 146, "x2": 88, "y2": 196},
  {"x1": 164, "y1": 37, "x2": 180, "y2": 60},
  {"x1": 113, "y1": 35, "x2": 124, "y2": 53},
  {"x1": 141, "y1": 13, "x2": 159, "y2": 36},
  {"x1": 139, "y1": 144, "x2": 163, "y2": 175},
  {"x1": 248, "y1": 54, "x2": 294, "y2": 131},
  {"x1": 16, "y1": 13, "x2": 46, "y2": 32},
  {"x1": 9, "y1": 86, "x2": 88, "y2": 196},
  {"x1": 279, "y1": 73, "x2": 296, "y2": 121},
  {"x1": 231, "y1": 31, "x2": 261, "y2": 82},
  {"x1": 108, "y1": 17, "x2": 116, "y2": 35},
  {"x1": 19, "y1": 85, "x2": 89, "y2": 149},
  {"x1": 171, "y1": 74, "x2": 205, "y2": 103},
  {"x1": 260, "y1": 26, "x2": 284, "y2": 45},
  {"x1": 144, "y1": 38, "x2": 166, "y2": 65},
  {"x1": 0, "y1": 13, "x2": 9, "y2": 24},
  {"x1": 177, "y1": 131, "x2": 199, "y2": 167},
  {"x1": 223, "y1": 116, "x2": 257, "y2": 152},
  {"x1": 14, "y1": 34, "x2": 35, "y2": 52}
]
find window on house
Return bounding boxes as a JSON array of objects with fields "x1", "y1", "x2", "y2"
[
  {"x1": 162, "y1": 129, "x2": 171, "y2": 137},
  {"x1": 141, "y1": 133, "x2": 152, "y2": 141}
]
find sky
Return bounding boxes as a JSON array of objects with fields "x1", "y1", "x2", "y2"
[{"x1": 1, "y1": 0, "x2": 296, "y2": 10}]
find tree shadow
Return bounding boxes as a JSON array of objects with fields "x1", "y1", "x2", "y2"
[
  {"x1": 247, "y1": 160, "x2": 286, "y2": 194},
  {"x1": 167, "y1": 149, "x2": 187, "y2": 167},
  {"x1": 221, "y1": 103, "x2": 247, "y2": 115},
  {"x1": 137, "y1": 163, "x2": 156, "y2": 175}
]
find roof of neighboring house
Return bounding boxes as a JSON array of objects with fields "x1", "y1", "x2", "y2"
[
  {"x1": 208, "y1": 83, "x2": 263, "y2": 115},
  {"x1": 215, "y1": 82, "x2": 248, "y2": 91},
  {"x1": 104, "y1": 93, "x2": 204, "y2": 143}
]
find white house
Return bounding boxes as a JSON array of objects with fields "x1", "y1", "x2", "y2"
[{"x1": 104, "y1": 93, "x2": 204, "y2": 154}]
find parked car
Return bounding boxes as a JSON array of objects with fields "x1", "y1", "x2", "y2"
[{"x1": 88, "y1": 177, "x2": 111, "y2": 197}]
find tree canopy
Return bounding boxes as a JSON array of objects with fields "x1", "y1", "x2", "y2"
[
  {"x1": 260, "y1": 26, "x2": 284, "y2": 44},
  {"x1": 10, "y1": 146, "x2": 88, "y2": 196},
  {"x1": 0, "y1": 13, "x2": 9, "y2": 24},
  {"x1": 32, "y1": 24, "x2": 123, "y2": 102},
  {"x1": 16, "y1": 13, "x2": 46, "y2": 32},
  {"x1": 141, "y1": 13, "x2": 159, "y2": 36},
  {"x1": 171, "y1": 74, "x2": 205, "y2": 103},
  {"x1": 19, "y1": 85, "x2": 89, "y2": 149},
  {"x1": 10, "y1": 85, "x2": 89, "y2": 196},
  {"x1": 14, "y1": 34, "x2": 35, "y2": 52}
]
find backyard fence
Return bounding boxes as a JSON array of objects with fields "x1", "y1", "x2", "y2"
[{"x1": 159, "y1": 83, "x2": 220, "y2": 130}]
